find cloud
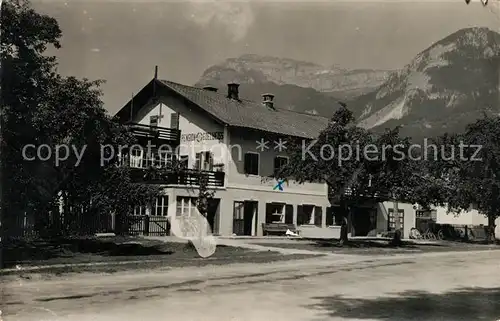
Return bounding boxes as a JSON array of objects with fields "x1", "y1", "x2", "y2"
[
  {"x1": 184, "y1": 1, "x2": 255, "y2": 42},
  {"x1": 90, "y1": 48, "x2": 100, "y2": 52}
]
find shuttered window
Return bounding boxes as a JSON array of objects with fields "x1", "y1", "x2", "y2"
[
  {"x1": 170, "y1": 112, "x2": 180, "y2": 129},
  {"x1": 244, "y1": 153, "x2": 259, "y2": 175}
]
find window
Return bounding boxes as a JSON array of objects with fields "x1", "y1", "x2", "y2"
[
  {"x1": 233, "y1": 202, "x2": 245, "y2": 220},
  {"x1": 150, "y1": 115, "x2": 159, "y2": 127},
  {"x1": 151, "y1": 196, "x2": 168, "y2": 216},
  {"x1": 195, "y1": 151, "x2": 214, "y2": 171},
  {"x1": 265, "y1": 203, "x2": 285, "y2": 223},
  {"x1": 244, "y1": 153, "x2": 259, "y2": 175},
  {"x1": 176, "y1": 197, "x2": 197, "y2": 217},
  {"x1": 273, "y1": 156, "x2": 288, "y2": 176},
  {"x1": 129, "y1": 147, "x2": 143, "y2": 168},
  {"x1": 157, "y1": 151, "x2": 173, "y2": 168},
  {"x1": 133, "y1": 205, "x2": 146, "y2": 216},
  {"x1": 170, "y1": 112, "x2": 180, "y2": 129},
  {"x1": 179, "y1": 155, "x2": 189, "y2": 169},
  {"x1": 143, "y1": 150, "x2": 156, "y2": 168},
  {"x1": 388, "y1": 208, "x2": 404, "y2": 231},
  {"x1": 297, "y1": 205, "x2": 315, "y2": 225}
]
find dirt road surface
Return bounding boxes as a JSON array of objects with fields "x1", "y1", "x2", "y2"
[{"x1": 2, "y1": 248, "x2": 500, "y2": 321}]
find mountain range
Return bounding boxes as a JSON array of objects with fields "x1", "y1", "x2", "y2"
[
  {"x1": 196, "y1": 27, "x2": 500, "y2": 140},
  {"x1": 195, "y1": 54, "x2": 392, "y2": 115}
]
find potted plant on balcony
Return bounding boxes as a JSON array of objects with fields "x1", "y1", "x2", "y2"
[{"x1": 213, "y1": 163, "x2": 225, "y2": 172}]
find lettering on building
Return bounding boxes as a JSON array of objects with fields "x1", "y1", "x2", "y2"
[{"x1": 181, "y1": 132, "x2": 224, "y2": 142}]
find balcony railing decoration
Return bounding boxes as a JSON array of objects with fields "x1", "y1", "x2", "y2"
[
  {"x1": 130, "y1": 167, "x2": 225, "y2": 187},
  {"x1": 125, "y1": 122, "x2": 180, "y2": 142}
]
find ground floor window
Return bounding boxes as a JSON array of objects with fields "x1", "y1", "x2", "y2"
[
  {"x1": 133, "y1": 205, "x2": 146, "y2": 215},
  {"x1": 388, "y1": 208, "x2": 404, "y2": 231},
  {"x1": 176, "y1": 197, "x2": 197, "y2": 217},
  {"x1": 297, "y1": 205, "x2": 322, "y2": 226},
  {"x1": 151, "y1": 196, "x2": 169, "y2": 216},
  {"x1": 265, "y1": 203, "x2": 285, "y2": 223},
  {"x1": 326, "y1": 206, "x2": 345, "y2": 226}
]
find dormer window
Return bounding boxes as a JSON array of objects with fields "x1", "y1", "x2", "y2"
[{"x1": 262, "y1": 93, "x2": 275, "y2": 109}]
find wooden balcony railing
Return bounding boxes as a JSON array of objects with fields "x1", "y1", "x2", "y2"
[
  {"x1": 125, "y1": 122, "x2": 180, "y2": 143},
  {"x1": 130, "y1": 168, "x2": 225, "y2": 187}
]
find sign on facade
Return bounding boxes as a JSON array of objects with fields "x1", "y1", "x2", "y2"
[{"x1": 181, "y1": 132, "x2": 223, "y2": 142}]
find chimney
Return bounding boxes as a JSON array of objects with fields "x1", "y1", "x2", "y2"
[
  {"x1": 227, "y1": 83, "x2": 240, "y2": 100},
  {"x1": 203, "y1": 86, "x2": 218, "y2": 92},
  {"x1": 262, "y1": 93, "x2": 275, "y2": 109}
]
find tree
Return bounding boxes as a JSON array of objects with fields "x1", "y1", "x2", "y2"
[
  {"x1": 427, "y1": 116, "x2": 500, "y2": 242},
  {"x1": 1, "y1": 0, "x2": 163, "y2": 238},
  {"x1": 367, "y1": 127, "x2": 425, "y2": 245},
  {"x1": 276, "y1": 105, "x2": 375, "y2": 244},
  {"x1": 196, "y1": 173, "x2": 216, "y2": 218}
]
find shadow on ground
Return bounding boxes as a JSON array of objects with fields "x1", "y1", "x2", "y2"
[{"x1": 308, "y1": 287, "x2": 500, "y2": 320}]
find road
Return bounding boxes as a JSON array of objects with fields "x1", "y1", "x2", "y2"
[{"x1": 2, "y1": 247, "x2": 500, "y2": 321}]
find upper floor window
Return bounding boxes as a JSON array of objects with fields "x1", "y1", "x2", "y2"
[
  {"x1": 195, "y1": 151, "x2": 214, "y2": 171},
  {"x1": 273, "y1": 156, "x2": 288, "y2": 176},
  {"x1": 170, "y1": 112, "x2": 180, "y2": 129},
  {"x1": 178, "y1": 155, "x2": 189, "y2": 169},
  {"x1": 150, "y1": 115, "x2": 159, "y2": 127},
  {"x1": 244, "y1": 152, "x2": 259, "y2": 175},
  {"x1": 157, "y1": 150, "x2": 174, "y2": 168},
  {"x1": 130, "y1": 147, "x2": 143, "y2": 168},
  {"x1": 143, "y1": 150, "x2": 156, "y2": 168}
]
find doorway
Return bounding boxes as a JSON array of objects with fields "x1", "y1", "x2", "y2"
[
  {"x1": 206, "y1": 199, "x2": 220, "y2": 235},
  {"x1": 352, "y1": 207, "x2": 377, "y2": 236},
  {"x1": 233, "y1": 201, "x2": 258, "y2": 236}
]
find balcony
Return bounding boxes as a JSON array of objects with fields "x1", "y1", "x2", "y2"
[
  {"x1": 125, "y1": 122, "x2": 180, "y2": 144},
  {"x1": 130, "y1": 168, "x2": 225, "y2": 188}
]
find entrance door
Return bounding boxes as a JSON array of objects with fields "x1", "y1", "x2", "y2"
[
  {"x1": 206, "y1": 199, "x2": 220, "y2": 235},
  {"x1": 352, "y1": 207, "x2": 375, "y2": 236},
  {"x1": 244, "y1": 201, "x2": 258, "y2": 236},
  {"x1": 233, "y1": 201, "x2": 258, "y2": 236},
  {"x1": 233, "y1": 201, "x2": 245, "y2": 235}
]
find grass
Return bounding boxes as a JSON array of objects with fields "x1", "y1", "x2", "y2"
[{"x1": 1, "y1": 236, "x2": 321, "y2": 275}]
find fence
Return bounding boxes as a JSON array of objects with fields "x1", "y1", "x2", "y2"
[
  {"x1": 121, "y1": 215, "x2": 170, "y2": 236},
  {"x1": 8, "y1": 211, "x2": 113, "y2": 238},
  {"x1": 8, "y1": 212, "x2": 172, "y2": 238}
]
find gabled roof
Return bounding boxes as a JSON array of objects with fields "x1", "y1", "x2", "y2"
[{"x1": 115, "y1": 79, "x2": 330, "y2": 139}]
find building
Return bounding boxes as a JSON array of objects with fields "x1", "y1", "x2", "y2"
[
  {"x1": 113, "y1": 73, "x2": 498, "y2": 239},
  {"x1": 114, "y1": 74, "x2": 332, "y2": 237}
]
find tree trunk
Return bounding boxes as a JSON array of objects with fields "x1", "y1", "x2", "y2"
[
  {"x1": 487, "y1": 214, "x2": 496, "y2": 243},
  {"x1": 391, "y1": 200, "x2": 402, "y2": 246},
  {"x1": 339, "y1": 201, "x2": 349, "y2": 246}
]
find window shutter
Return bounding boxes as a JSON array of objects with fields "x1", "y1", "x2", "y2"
[
  {"x1": 326, "y1": 207, "x2": 334, "y2": 226},
  {"x1": 314, "y1": 206, "x2": 323, "y2": 227},
  {"x1": 208, "y1": 152, "x2": 214, "y2": 170},
  {"x1": 297, "y1": 205, "x2": 304, "y2": 225},
  {"x1": 285, "y1": 204, "x2": 294, "y2": 224},
  {"x1": 170, "y1": 113, "x2": 179, "y2": 129},
  {"x1": 244, "y1": 153, "x2": 252, "y2": 174},
  {"x1": 195, "y1": 153, "x2": 201, "y2": 170}
]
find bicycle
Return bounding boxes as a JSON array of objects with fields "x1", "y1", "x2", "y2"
[{"x1": 423, "y1": 229, "x2": 437, "y2": 240}]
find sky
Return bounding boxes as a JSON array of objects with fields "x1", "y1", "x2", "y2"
[{"x1": 32, "y1": 0, "x2": 500, "y2": 114}]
